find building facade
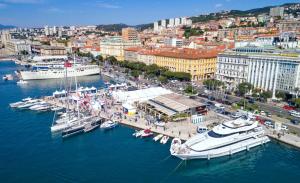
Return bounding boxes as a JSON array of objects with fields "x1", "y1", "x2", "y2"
[
  {"x1": 122, "y1": 28, "x2": 138, "y2": 41},
  {"x1": 40, "y1": 46, "x2": 67, "y2": 56},
  {"x1": 6, "y1": 39, "x2": 31, "y2": 54},
  {"x1": 100, "y1": 36, "x2": 141, "y2": 60},
  {"x1": 216, "y1": 50, "x2": 300, "y2": 97},
  {"x1": 153, "y1": 49, "x2": 217, "y2": 81}
]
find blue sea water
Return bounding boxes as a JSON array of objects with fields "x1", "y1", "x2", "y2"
[{"x1": 0, "y1": 61, "x2": 300, "y2": 183}]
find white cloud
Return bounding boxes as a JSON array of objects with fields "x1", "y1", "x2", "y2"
[
  {"x1": 215, "y1": 3, "x2": 223, "y2": 8},
  {"x1": 0, "y1": 3, "x2": 7, "y2": 8},
  {"x1": 3, "y1": 0, "x2": 42, "y2": 4},
  {"x1": 96, "y1": 1, "x2": 121, "y2": 9}
]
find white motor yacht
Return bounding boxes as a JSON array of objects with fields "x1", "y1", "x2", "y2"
[
  {"x1": 17, "y1": 99, "x2": 40, "y2": 109},
  {"x1": 170, "y1": 118, "x2": 270, "y2": 160}
]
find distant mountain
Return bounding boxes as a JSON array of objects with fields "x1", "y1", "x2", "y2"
[
  {"x1": 96, "y1": 23, "x2": 152, "y2": 32},
  {"x1": 0, "y1": 24, "x2": 16, "y2": 30}
]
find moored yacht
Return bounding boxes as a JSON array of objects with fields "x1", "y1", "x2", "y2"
[
  {"x1": 19, "y1": 64, "x2": 99, "y2": 80},
  {"x1": 170, "y1": 118, "x2": 270, "y2": 160}
]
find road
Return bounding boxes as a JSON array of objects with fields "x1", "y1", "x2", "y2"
[{"x1": 101, "y1": 64, "x2": 298, "y2": 122}]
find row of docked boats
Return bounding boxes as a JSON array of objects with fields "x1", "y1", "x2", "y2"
[
  {"x1": 9, "y1": 97, "x2": 63, "y2": 112},
  {"x1": 52, "y1": 113, "x2": 119, "y2": 138},
  {"x1": 132, "y1": 129, "x2": 170, "y2": 144}
]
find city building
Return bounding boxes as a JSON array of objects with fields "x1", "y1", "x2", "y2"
[
  {"x1": 0, "y1": 31, "x2": 12, "y2": 46},
  {"x1": 270, "y1": 7, "x2": 284, "y2": 17},
  {"x1": 161, "y1": 20, "x2": 167, "y2": 28},
  {"x1": 277, "y1": 20, "x2": 300, "y2": 33},
  {"x1": 153, "y1": 48, "x2": 217, "y2": 81},
  {"x1": 169, "y1": 18, "x2": 175, "y2": 27},
  {"x1": 40, "y1": 45, "x2": 67, "y2": 56},
  {"x1": 175, "y1": 18, "x2": 181, "y2": 26},
  {"x1": 216, "y1": 48, "x2": 300, "y2": 97},
  {"x1": 5, "y1": 39, "x2": 31, "y2": 54},
  {"x1": 154, "y1": 22, "x2": 159, "y2": 32},
  {"x1": 122, "y1": 28, "x2": 139, "y2": 41},
  {"x1": 164, "y1": 37, "x2": 183, "y2": 47},
  {"x1": 100, "y1": 36, "x2": 141, "y2": 60}
]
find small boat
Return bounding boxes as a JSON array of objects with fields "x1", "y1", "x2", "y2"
[
  {"x1": 133, "y1": 130, "x2": 144, "y2": 137},
  {"x1": 153, "y1": 134, "x2": 163, "y2": 141},
  {"x1": 160, "y1": 136, "x2": 169, "y2": 144},
  {"x1": 3, "y1": 74, "x2": 13, "y2": 81},
  {"x1": 140, "y1": 129, "x2": 153, "y2": 138},
  {"x1": 100, "y1": 120, "x2": 118, "y2": 130},
  {"x1": 154, "y1": 121, "x2": 166, "y2": 127},
  {"x1": 17, "y1": 80, "x2": 28, "y2": 85}
]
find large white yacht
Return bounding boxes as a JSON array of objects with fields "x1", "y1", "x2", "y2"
[
  {"x1": 19, "y1": 65, "x2": 99, "y2": 80},
  {"x1": 170, "y1": 118, "x2": 270, "y2": 160}
]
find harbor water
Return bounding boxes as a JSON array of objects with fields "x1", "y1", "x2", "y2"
[{"x1": 1, "y1": 61, "x2": 300, "y2": 183}]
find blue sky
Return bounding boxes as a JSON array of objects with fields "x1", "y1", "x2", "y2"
[{"x1": 0, "y1": 0, "x2": 296, "y2": 27}]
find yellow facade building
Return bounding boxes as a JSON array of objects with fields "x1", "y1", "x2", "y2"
[{"x1": 153, "y1": 48, "x2": 217, "y2": 81}]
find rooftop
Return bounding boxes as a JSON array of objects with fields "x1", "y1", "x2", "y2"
[{"x1": 146, "y1": 93, "x2": 203, "y2": 116}]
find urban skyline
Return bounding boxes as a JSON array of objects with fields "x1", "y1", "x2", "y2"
[{"x1": 0, "y1": 0, "x2": 297, "y2": 27}]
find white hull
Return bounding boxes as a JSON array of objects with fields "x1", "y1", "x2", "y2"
[
  {"x1": 172, "y1": 136, "x2": 270, "y2": 160},
  {"x1": 20, "y1": 65, "x2": 99, "y2": 80}
]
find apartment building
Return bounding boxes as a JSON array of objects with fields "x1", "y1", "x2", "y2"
[{"x1": 216, "y1": 48, "x2": 300, "y2": 97}]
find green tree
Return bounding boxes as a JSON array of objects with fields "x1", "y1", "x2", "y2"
[
  {"x1": 131, "y1": 70, "x2": 141, "y2": 78},
  {"x1": 184, "y1": 84, "x2": 197, "y2": 95},
  {"x1": 237, "y1": 82, "x2": 253, "y2": 96},
  {"x1": 276, "y1": 91, "x2": 287, "y2": 100},
  {"x1": 203, "y1": 79, "x2": 224, "y2": 90},
  {"x1": 261, "y1": 91, "x2": 272, "y2": 100},
  {"x1": 293, "y1": 98, "x2": 300, "y2": 108},
  {"x1": 96, "y1": 55, "x2": 104, "y2": 62},
  {"x1": 20, "y1": 50, "x2": 29, "y2": 55},
  {"x1": 158, "y1": 76, "x2": 168, "y2": 84},
  {"x1": 106, "y1": 56, "x2": 118, "y2": 65}
]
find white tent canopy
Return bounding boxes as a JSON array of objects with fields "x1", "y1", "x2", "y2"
[{"x1": 112, "y1": 87, "x2": 172, "y2": 104}]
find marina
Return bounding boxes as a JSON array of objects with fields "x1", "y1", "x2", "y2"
[{"x1": 1, "y1": 61, "x2": 300, "y2": 182}]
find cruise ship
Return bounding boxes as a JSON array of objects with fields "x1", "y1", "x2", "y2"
[
  {"x1": 170, "y1": 118, "x2": 270, "y2": 160},
  {"x1": 19, "y1": 65, "x2": 100, "y2": 80}
]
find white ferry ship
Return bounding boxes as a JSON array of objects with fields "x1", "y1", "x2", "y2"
[
  {"x1": 170, "y1": 118, "x2": 270, "y2": 160},
  {"x1": 19, "y1": 65, "x2": 100, "y2": 80}
]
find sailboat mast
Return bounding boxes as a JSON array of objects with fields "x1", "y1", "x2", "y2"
[
  {"x1": 74, "y1": 54, "x2": 80, "y2": 118},
  {"x1": 65, "y1": 59, "x2": 70, "y2": 120}
]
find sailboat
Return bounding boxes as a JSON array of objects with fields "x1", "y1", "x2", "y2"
[{"x1": 51, "y1": 55, "x2": 82, "y2": 133}]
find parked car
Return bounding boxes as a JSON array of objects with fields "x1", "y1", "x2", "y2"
[
  {"x1": 264, "y1": 121, "x2": 274, "y2": 128},
  {"x1": 290, "y1": 119, "x2": 300, "y2": 125},
  {"x1": 283, "y1": 105, "x2": 296, "y2": 111},
  {"x1": 260, "y1": 111, "x2": 266, "y2": 116},
  {"x1": 281, "y1": 125, "x2": 288, "y2": 132}
]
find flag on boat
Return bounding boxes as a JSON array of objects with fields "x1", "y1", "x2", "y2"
[{"x1": 64, "y1": 61, "x2": 72, "y2": 68}]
